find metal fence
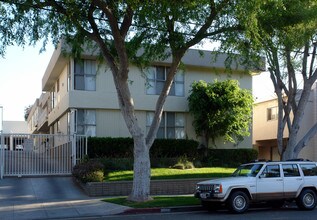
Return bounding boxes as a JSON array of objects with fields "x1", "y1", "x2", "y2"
[{"x1": 0, "y1": 133, "x2": 87, "y2": 178}]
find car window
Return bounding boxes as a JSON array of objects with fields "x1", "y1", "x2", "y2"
[
  {"x1": 232, "y1": 164, "x2": 263, "y2": 177},
  {"x1": 282, "y1": 164, "x2": 300, "y2": 177},
  {"x1": 300, "y1": 164, "x2": 317, "y2": 176},
  {"x1": 261, "y1": 165, "x2": 280, "y2": 178}
]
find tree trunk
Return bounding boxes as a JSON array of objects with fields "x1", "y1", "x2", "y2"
[
  {"x1": 282, "y1": 141, "x2": 295, "y2": 160},
  {"x1": 199, "y1": 130, "x2": 209, "y2": 149},
  {"x1": 128, "y1": 135, "x2": 152, "y2": 202}
]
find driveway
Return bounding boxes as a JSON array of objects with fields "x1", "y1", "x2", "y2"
[{"x1": 0, "y1": 177, "x2": 128, "y2": 219}]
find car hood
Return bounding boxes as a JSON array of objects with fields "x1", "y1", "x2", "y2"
[{"x1": 197, "y1": 176, "x2": 255, "y2": 185}]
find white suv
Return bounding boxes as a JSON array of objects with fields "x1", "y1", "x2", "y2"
[{"x1": 195, "y1": 160, "x2": 317, "y2": 213}]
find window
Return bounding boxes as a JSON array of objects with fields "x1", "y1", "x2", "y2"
[
  {"x1": 300, "y1": 164, "x2": 317, "y2": 176},
  {"x1": 57, "y1": 120, "x2": 61, "y2": 133},
  {"x1": 146, "y1": 112, "x2": 185, "y2": 139},
  {"x1": 51, "y1": 87, "x2": 56, "y2": 109},
  {"x1": 232, "y1": 164, "x2": 263, "y2": 177},
  {"x1": 267, "y1": 106, "x2": 278, "y2": 121},
  {"x1": 146, "y1": 66, "x2": 184, "y2": 96},
  {"x1": 76, "y1": 109, "x2": 96, "y2": 136},
  {"x1": 282, "y1": 164, "x2": 300, "y2": 177},
  {"x1": 56, "y1": 78, "x2": 60, "y2": 92},
  {"x1": 261, "y1": 165, "x2": 280, "y2": 178},
  {"x1": 74, "y1": 59, "x2": 96, "y2": 91}
]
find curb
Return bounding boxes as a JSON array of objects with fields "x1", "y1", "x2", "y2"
[{"x1": 121, "y1": 205, "x2": 203, "y2": 215}]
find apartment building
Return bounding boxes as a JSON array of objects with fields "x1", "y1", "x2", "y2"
[
  {"x1": 27, "y1": 42, "x2": 259, "y2": 149},
  {"x1": 253, "y1": 83, "x2": 317, "y2": 161}
]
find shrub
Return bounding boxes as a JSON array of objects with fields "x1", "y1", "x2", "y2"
[
  {"x1": 184, "y1": 161, "x2": 195, "y2": 169},
  {"x1": 151, "y1": 157, "x2": 179, "y2": 168},
  {"x1": 201, "y1": 148, "x2": 258, "y2": 167},
  {"x1": 173, "y1": 163, "x2": 185, "y2": 169},
  {"x1": 72, "y1": 160, "x2": 105, "y2": 183},
  {"x1": 87, "y1": 137, "x2": 199, "y2": 159},
  {"x1": 87, "y1": 137, "x2": 133, "y2": 158},
  {"x1": 99, "y1": 158, "x2": 134, "y2": 171},
  {"x1": 172, "y1": 156, "x2": 195, "y2": 169}
]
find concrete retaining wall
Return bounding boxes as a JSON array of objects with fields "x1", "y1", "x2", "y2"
[{"x1": 76, "y1": 178, "x2": 209, "y2": 197}]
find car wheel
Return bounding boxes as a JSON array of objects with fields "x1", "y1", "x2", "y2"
[
  {"x1": 296, "y1": 189, "x2": 317, "y2": 210},
  {"x1": 227, "y1": 191, "x2": 249, "y2": 214}
]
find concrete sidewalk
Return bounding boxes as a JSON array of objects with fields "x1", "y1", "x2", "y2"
[{"x1": 0, "y1": 177, "x2": 129, "y2": 220}]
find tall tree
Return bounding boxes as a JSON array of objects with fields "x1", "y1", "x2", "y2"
[
  {"x1": 230, "y1": 0, "x2": 317, "y2": 160},
  {"x1": 0, "y1": 0, "x2": 260, "y2": 201},
  {"x1": 188, "y1": 80, "x2": 253, "y2": 149}
]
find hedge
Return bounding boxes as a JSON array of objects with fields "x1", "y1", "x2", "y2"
[
  {"x1": 87, "y1": 137, "x2": 199, "y2": 159},
  {"x1": 87, "y1": 137, "x2": 258, "y2": 169},
  {"x1": 204, "y1": 148, "x2": 259, "y2": 167}
]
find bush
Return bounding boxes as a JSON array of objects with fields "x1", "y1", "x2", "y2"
[
  {"x1": 172, "y1": 156, "x2": 195, "y2": 169},
  {"x1": 151, "y1": 157, "x2": 179, "y2": 168},
  {"x1": 72, "y1": 160, "x2": 105, "y2": 183},
  {"x1": 87, "y1": 137, "x2": 199, "y2": 159},
  {"x1": 86, "y1": 137, "x2": 258, "y2": 169},
  {"x1": 88, "y1": 137, "x2": 133, "y2": 158},
  {"x1": 173, "y1": 163, "x2": 185, "y2": 169},
  {"x1": 99, "y1": 158, "x2": 134, "y2": 171},
  {"x1": 200, "y1": 148, "x2": 258, "y2": 167},
  {"x1": 150, "y1": 139, "x2": 199, "y2": 159}
]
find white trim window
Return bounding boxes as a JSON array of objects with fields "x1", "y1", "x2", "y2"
[
  {"x1": 146, "y1": 66, "x2": 184, "y2": 96},
  {"x1": 76, "y1": 109, "x2": 96, "y2": 136},
  {"x1": 146, "y1": 112, "x2": 185, "y2": 139},
  {"x1": 74, "y1": 59, "x2": 96, "y2": 91}
]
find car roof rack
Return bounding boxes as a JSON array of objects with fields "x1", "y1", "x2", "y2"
[{"x1": 285, "y1": 158, "x2": 312, "y2": 162}]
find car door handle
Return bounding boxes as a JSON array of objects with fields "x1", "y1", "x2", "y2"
[
  {"x1": 296, "y1": 178, "x2": 303, "y2": 181},
  {"x1": 276, "y1": 179, "x2": 283, "y2": 181}
]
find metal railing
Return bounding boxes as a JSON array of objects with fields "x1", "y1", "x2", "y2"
[{"x1": 0, "y1": 133, "x2": 87, "y2": 178}]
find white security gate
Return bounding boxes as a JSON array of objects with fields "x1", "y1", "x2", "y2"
[{"x1": 0, "y1": 133, "x2": 87, "y2": 178}]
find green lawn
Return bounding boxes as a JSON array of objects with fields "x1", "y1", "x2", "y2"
[
  {"x1": 103, "y1": 196, "x2": 201, "y2": 208},
  {"x1": 105, "y1": 167, "x2": 235, "y2": 181}
]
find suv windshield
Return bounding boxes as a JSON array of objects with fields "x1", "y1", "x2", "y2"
[{"x1": 232, "y1": 164, "x2": 264, "y2": 177}]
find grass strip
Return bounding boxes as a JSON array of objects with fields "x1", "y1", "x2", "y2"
[
  {"x1": 106, "y1": 167, "x2": 235, "y2": 181},
  {"x1": 103, "y1": 196, "x2": 201, "y2": 208}
]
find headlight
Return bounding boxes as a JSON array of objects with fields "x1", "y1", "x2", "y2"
[
  {"x1": 213, "y1": 184, "x2": 223, "y2": 193},
  {"x1": 196, "y1": 185, "x2": 201, "y2": 190}
]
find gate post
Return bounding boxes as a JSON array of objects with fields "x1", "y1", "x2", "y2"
[
  {"x1": 0, "y1": 106, "x2": 3, "y2": 179},
  {"x1": 0, "y1": 133, "x2": 4, "y2": 179},
  {"x1": 71, "y1": 134, "x2": 77, "y2": 167}
]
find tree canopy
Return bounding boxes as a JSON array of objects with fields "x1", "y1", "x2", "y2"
[
  {"x1": 230, "y1": 0, "x2": 317, "y2": 160},
  {"x1": 0, "y1": 0, "x2": 265, "y2": 201},
  {"x1": 188, "y1": 80, "x2": 253, "y2": 149}
]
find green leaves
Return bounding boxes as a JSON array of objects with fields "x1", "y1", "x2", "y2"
[{"x1": 188, "y1": 80, "x2": 253, "y2": 146}]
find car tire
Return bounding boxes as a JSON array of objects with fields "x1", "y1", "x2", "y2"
[
  {"x1": 227, "y1": 191, "x2": 249, "y2": 214},
  {"x1": 296, "y1": 189, "x2": 317, "y2": 210}
]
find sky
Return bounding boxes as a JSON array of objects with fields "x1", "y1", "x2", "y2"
[
  {"x1": 0, "y1": 43, "x2": 276, "y2": 122},
  {"x1": 0, "y1": 43, "x2": 55, "y2": 121}
]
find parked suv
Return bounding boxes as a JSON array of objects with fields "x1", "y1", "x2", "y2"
[{"x1": 195, "y1": 160, "x2": 317, "y2": 213}]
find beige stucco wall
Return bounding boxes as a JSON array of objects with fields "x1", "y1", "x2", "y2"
[
  {"x1": 42, "y1": 50, "x2": 254, "y2": 150},
  {"x1": 298, "y1": 87, "x2": 317, "y2": 160},
  {"x1": 252, "y1": 99, "x2": 289, "y2": 144},
  {"x1": 253, "y1": 85, "x2": 317, "y2": 161}
]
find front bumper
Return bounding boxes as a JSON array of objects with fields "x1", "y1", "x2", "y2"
[{"x1": 194, "y1": 191, "x2": 225, "y2": 202}]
